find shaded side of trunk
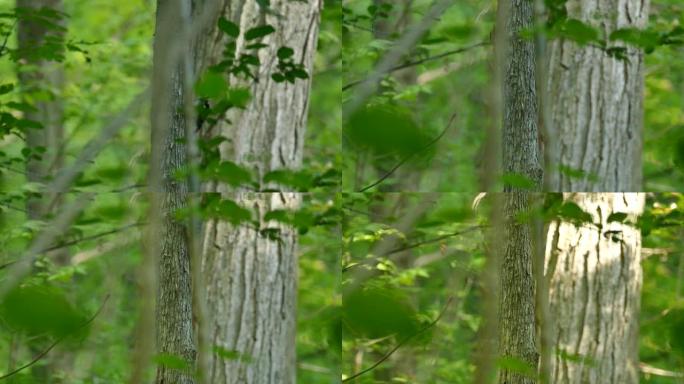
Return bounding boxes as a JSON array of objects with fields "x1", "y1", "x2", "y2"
[
  {"x1": 545, "y1": 193, "x2": 643, "y2": 384},
  {"x1": 16, "y1": 0, "x2": 65, "y2": 219},
  {"x1": 546, "y1": 0, "x2": 649, "y2": 191},
  {"x1": 151, "y1": 1, "x2": 195, "y2": 383},
  {"x1": 196, "y1": 1, "x2": 321, "y2": 383},
  {"x1": 500, "y1": 0, "x2": 542, "y2": 190},
  {"x1": 497, "y1": 0, "x2": 540, "y2": 382},
  {"x1": 499, "y1": 192, "x2": 538, "y2": 384}
]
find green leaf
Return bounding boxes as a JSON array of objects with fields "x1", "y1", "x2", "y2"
[
  {"x1": 501, "y1": 173, "x2": 536, "y2": 190},
  {"x1": 558, "y1": 202, "x2": 593, "y2": 224},
  {"x1": 195, "y1": 71, "x2": 228, "y2": 100},
  {"x1": 202, "y1": 160, "x2": 253, "y2": 186},
  {"x1": 343, "y1": 286, "x2": 419, "y2": 339},
  {"x1": 610, "y1": 27, "x2": 660, "y2": 52},
  {"x1": 204, "y1": 198, "x2": 252, "y2": 225},
  {"x1": 214, "y1": 346, "x2": 253, "y2": 362},
  {"x1": 244, "y1": 25, "x2": 275, "y2": 40},
  {"x1": 0, "y1": 83, "x2": 14, "y2": 95},
  {"x1": 607, "y1": 212, "x2": 628, "y2": 223},
  {"x1": 263, "y1": 169, "x2": 314, "y2": 191},
  {"x1": 344, "y1": 104, "x2": 430, "y2": 157},
  {"x1": 0, "y1": 283, "x2": 86, "y2": 338},
  {"x1": 153, "y1": 353, "x2": 192, "y2": 371},
  {"x1": 497, "y1": 356, "x2": 538, "y2": 379},
  {"x1": 554, "y1": 19, "x2": 600, "y2": 45},
  {"x1": 277, "y1": 46, "x2": 294, "y2": 60},
  {"x1": 228, "y1": 87, "x2": 251, "y2": 108},
  {"x1": 290, "y1": 68, "x2": 309, "y2": 79},
  {"x1": 218, "y1": 17, "x2": 240, "y2": 38}
]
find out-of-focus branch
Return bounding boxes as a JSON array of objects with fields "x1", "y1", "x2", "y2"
[{"x1": 343, "y1": 41, "x2": 489, "y2": 91}]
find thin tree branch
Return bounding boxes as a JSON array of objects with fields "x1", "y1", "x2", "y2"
[
  {"x1": 0, "y1": 294, "x2": 110, "y2": 381},
  {"x1": 343, "y1": 0, "x2": 457, "y2": 119},
  {"x1": 0, "y1": 222, "x2": 145, "y2": 270},
  {"x1": 0, "y1": 20, "x2": 16, "y2": 57},
  {"x1": 358, "y1": 113, "x2": 456, "y2": 192},
  {"x1": 343, "y1": 41, "x2": 489, "y2": 91},
  {"x1": 384, "y1": 225, "x2": 482, "y2": 255},
  {"x1": 639, "y1": 362, "x2": 684, "y2": 378},
  {"x1": 342, "y1": 297, "x2": 453, "y2": 382}
]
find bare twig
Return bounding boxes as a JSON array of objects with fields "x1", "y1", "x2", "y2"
[
  {"x1": 342, "y1": 225, "x2": 483, "y2": 272},
  {"x1": 343, "y1": 41, "x2": 489, "y2": 91},
  {"x1": 0, "y1": 222, "x2": 144, "y2": 270},
  {"x1": 342, "y1": 297, "x2": 453, "y2": 382},
  {"x1": 0, "y1": 294, "x2": 110, "y2": 381}
]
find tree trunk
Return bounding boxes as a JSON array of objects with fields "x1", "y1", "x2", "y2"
[
  {"x1": 196, "y1": 1, "x2": 321, "y2": 383},
  {"x1": 16, "y1": 0, "x2": 65, "y2": 219},
  {"x1": 496, "y1": 0, "x2": 541, "y2": 382},
  {"x1": 546, "y1": 0, "x2": 649, "y2": 192},
  {"x1": 498, "y1": 192, "x2": 539, "y2": 384},
  {"x1": 151, "y1": 0, "x2": 195, "y2": 383},
  {"x1": 544, "y1": 1, "x2": 649, "y2": 383},
  {"x1": 16, "y1": 1, "x2": 65, "y2": 382},
  {"x1": 545, "y1": 193, "x2": 643, "y2": 384}
]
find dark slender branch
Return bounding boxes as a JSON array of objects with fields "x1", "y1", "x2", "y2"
[
  {"x1": 358, "y1": 114, "x2": 457, "y2": 192},
  {"x1": 342, "y1": 297, "x2": 453, "y2": 382},
  {"x1": 342, "y1": 225, "x2": 483, "y2": 272},
  {"x1": 0, "y1": 294, "x2": 110, "y2": 381},
  {"x1": 343, "y1": 41, "x2": 489, "y2": 91},
  {"x1": 0, "y1": 222, "x2": 145, "y2": 270},
  {"x1": 0, "y1": 20, "x2": 16, "y2": 57},
  {"x1": 41, "y1": 222, "x2": 145, "y2": 253},
  {"x1": 384, "y1": 225, "x2": 483, "y2": 256}
]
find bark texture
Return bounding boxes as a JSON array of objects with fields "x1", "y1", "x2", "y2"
[
  {"x1": 545, "y1": 193, "x2": 644, "y2": 384},
  {"x1": 151, "y1": 1, "x2": 196, "y2": 383},
  {"x1": 501, "y1": 0, "x2": 542, "y2": 190},
  {"x1": 202, "y1": 193, "x2": 300, "y2": 384},
  {"x1": 499, "y1": 192, "x2": 538, "y2": 384},
  {"x1": 196, "y1": 1, "x2": 321, "y2": 383},
  {"x1": 497, "y1": 0, "x2": 541, "y2": 382},
  {"x1": 195, "y1": 0, "x2": 321, "y2": 181},
  {"x1": 546, "y1": 0, "x2": 649, "y2": 191}
]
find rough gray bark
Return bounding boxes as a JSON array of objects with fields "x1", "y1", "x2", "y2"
[
  {"x1": 546, "y1": 0, "x2": 649, "y2": 191},
  {"x1": 545, "y1": 193, "x2": 643, "y2": 384},
  {"x1": 543, "y1": 1, "x2": 649, "y2": 383},
  {"x1": 196, "y1": 1, "x2": 322, "y2": 383},
  {"x1": 151, "y1": 1, "x2": 196, "y2": 383},
  {"x1": 16, "y1": 0, "x2": 65, "y2": 219},
  {"x1": 499, "y1": 192, "x2": 539, "y2": 384},
  {"x1": 496, "y1": 0, "x2": 541, "y2": 382},
  {"x1": 501, "y1": 0, "x2": 543, "y2": 190}
]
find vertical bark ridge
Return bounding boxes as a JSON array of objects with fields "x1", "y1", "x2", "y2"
[
  {"x1": 203, "y1": 192, "x2": 300, "y2": 384},
  {"x1": 546, "y1": 193, "x2": 643, "y2": 384},
  {"x1": 197, "y1": 2, "x2": 322, "y2": 383},
  {"x1": 547, "y1": 0, "x2": 649, "y2": 191}
]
